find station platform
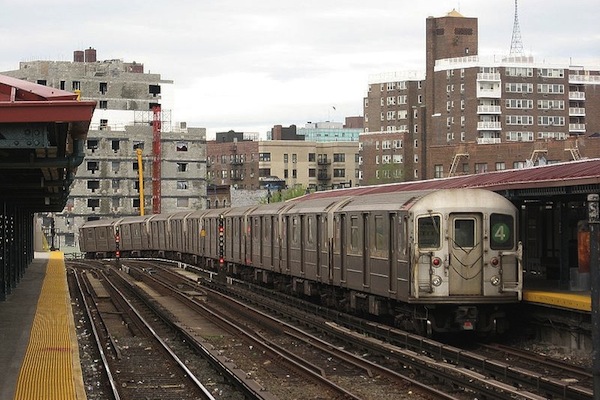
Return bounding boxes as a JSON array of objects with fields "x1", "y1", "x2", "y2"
[
  {"x1": 0, "y1": 252, "x2": 86, "y2": 400},
  {"x1": 523, "y1": 276, "x2": 591, "y2": 313},
  {"x1": 523, "y1": 288, "x2": 591, "y2": 312}
]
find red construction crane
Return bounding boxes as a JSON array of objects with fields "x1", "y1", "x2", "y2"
[{"x1": 152, "y1": 105, "x2": 161, "y2": 214}]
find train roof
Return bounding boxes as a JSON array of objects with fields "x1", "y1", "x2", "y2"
[{"x1": 80, "y1": 218, "x2": 122, "y2": 228}]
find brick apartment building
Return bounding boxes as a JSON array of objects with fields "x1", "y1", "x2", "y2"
[{"x1": 361, "y1": 9, "x2": 600, "y2": 185}]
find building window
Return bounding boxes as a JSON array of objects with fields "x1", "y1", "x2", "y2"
[
  {"x1": 283, "y1": 154, "x2": 288, "y2": 163},
  {"x1": 112, "y1": 161, "x2": 119, "y2": 173},
  {"x1": 506, "y1": 115, "x2": 533, "y2": 125},
  {"x1": 259, "y1": 168, "x2": 271, "y2": 177},
  {"x1": 133, "y1": 141, "x2": 144, "y2": 150},
  {"x1": 259, "y1": 152, "x2": 271, "y2": 161},
  {"x1": 308, "y1": 153, "x2": 316, "y2": 162},
  {"x1": 149, "y1": 84, "x2": 161, "y2": 96},
  {"x1": 177, "y1": 181, "x2": 188, "y2": 189},
  {"x1": 99, "y1": 100, "x2": 108, "y2": 109},
  {"x1": 308, "y1": 168, "x2": 316, "y2": 177},
  {"x1": 72, "y1": 81, "x2": 81, "y2": 90},
  {"x1": 292, "y1": 154, "x2": 297, "y2": 163},
  {"x1": 284, "y1": 169, "x2": 288, "y2": 178},
  {"x1": 87, "y1": 180, "x2": 100, "y2": 192},
  {"x1": 112, "y1": 140, "x2": 120, "y2": 152},
  {"x1": 176, "y1": 141, "x2": 188, "y2": 151},
  {"x1": 506, "y1": 131, "x2": 534, "y2": 141},
  {"x1": 434, "y1": 164, "x2": 444, "y2": 178},
  {"x1": 495, "y1": 162, "x2": 506, "y2": 171},
  {"x1": 537, "y1": 100, "x2": 565, "y2": 110},
  {"x1": 505, "y1": 83, "x2": 533, "y2": 93},
  {"x1": 333, "y1": 153, "x2": 345, "y2": 162},
  {"x1": 87, "y1": 161, "x2": 99, "y2": 174},
  {"x1": 538, "y1": 116, "x2": 565, "y2": 126},
  {"x1": 475, "y1": 163, "x2": 488, "y2": 173},
  {"x1": 537, "y1": 68, "x2": 564, "y2": 78},
  {"x1": 87, "y1": 199, "x2": 100, "y2": 210},
  {"x1": 99, "y1": 82, "x2": 108, "y2": 94},
  {"x1": 87, "y1": 139, "x2": 99, "y2": 152},
  {"x1": 177, "y1": 162, "x2": 188, "y2": 172},
  {"x1": 177, "y1": 198, "x2": 189, "y2": 208},
  {"x1": 292, "y1": 169, "x2": 297, "y2": 178}
]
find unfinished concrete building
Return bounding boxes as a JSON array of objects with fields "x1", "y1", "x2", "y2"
[{"x1": 1, "y1": 48, "x2": 207, "y2": 251}]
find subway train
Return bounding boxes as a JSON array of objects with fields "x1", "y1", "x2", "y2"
[{"x1": 79, "y1": 188, "x2": 522, "y2": 335}]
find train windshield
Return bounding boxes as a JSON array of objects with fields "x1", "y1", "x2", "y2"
[
  {"x1": 453, "y1": 219, "x2": 475, "y2": 248},
  {"x1": 417, "y1": 215, "x2": 440, "y2": 248},
  {"x1": 490, "y1": 213, "x2": 514, "y2": 250}
]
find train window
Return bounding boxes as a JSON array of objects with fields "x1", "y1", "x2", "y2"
[
  {"x1": 490, "y1": 213, "x2": 514, "y2": 250},
  {"x1": 333, "y1": 216, "x2": 340, "y2": 252},
  {"x1": 254, "y1": 218, "x2": 259, "y2": 239},
  {"x1": 292, "y1": 217, "x2": 298, "y2": 244},
  {"x1": 453, "y1": 219, "x2": 475, "y2": 248},
  {"x1": 349, "y1": 216, "x2": 360, "y2": 254},
  {"x1": 307, "y1": 216, "x2": 314, "y2": 245},
  {"x1": 374, "y1": 215, "x2": 386, "y2": 251},
  {"x1": 417, "y1": 216, "x2": 440, "y2": 248}
]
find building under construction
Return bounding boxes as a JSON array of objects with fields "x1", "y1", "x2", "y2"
[{"x1": 1, "y1": 48, "x2": 207, "y2": 250}]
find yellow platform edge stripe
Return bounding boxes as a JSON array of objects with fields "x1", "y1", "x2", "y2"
[
  {"x1": 523, "y1": 289, "x2": 591, "y2": 312},
  {"x1": 14, "y1": 252, "x2": 87, "y2": 400}
]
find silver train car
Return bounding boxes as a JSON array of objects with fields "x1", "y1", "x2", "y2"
[{"x1": 80, "y1": 188, "x2": 522, "y2": 335}]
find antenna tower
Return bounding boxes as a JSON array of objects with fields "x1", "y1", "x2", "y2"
[{"x1": 509, "y1": 0, "x2": 524, "y2": 55}]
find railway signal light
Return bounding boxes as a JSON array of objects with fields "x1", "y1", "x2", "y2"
[{"x1": 115, "y1": 227, "x2": 120, "y2": 259}]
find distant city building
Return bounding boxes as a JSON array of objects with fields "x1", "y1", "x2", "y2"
[
  {"x1": 1, "y1": 48, "x2": 207, "y2": 249},
  {"x1": 298, "y1": 117, "x2": 364, "y2": 142},
  {"x1": 270, "y1": 125, "x2": 304, "y2": 141},
  {"x1": 207, "y1": 133, "x2": 359, "y2": 194},
  {"x1": 361, "y1": 9, "x2": 600, "y2": 185}
]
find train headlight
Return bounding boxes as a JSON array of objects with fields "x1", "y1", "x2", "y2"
[
  {"x1": 490, "y1": 275, "x2": 501, "y2": 286},
  {"x1": 432, "y1": 257, "x2": 442, "y2": 267},
  {"x1": 490, "y1": 257, "x2": 500, "y2": 267},
  {"x1": 432, "y1": 275, "x2": 443, "y2": 287}
]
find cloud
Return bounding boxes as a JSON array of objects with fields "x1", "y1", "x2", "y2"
[{"x1": 1, "y1": 0, "x2": 599, "y2": 137}]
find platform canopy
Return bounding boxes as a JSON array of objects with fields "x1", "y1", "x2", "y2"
[{"x1": 0, "y1": 75, "x2": 96, "y2": 211}]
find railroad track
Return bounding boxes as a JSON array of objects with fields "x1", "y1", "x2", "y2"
[
  {"x1": 148, "y1": 259, "x2": 593, "y2": 400},
  {"x1": 73, "y1": 258, "x2": 594, "y2": 400},
  {"x1": 68, "y1": 263, "x2": 235, "y2": 400},
  {"x1": 122, "y1": 260, "x2": 428, "y2": 399}
]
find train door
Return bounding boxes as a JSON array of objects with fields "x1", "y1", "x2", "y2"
[
  {"x1": 315, "y1": 214, "x2": 321, "y2": 280},
  {"x1": 448, "y1": 213, "x2": 483, "y2": 295},
  {"x1": 339, "y1": 214, "x2": 347, "y2": 284}
]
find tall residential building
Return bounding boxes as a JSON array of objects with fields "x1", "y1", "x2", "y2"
[
  {"x1": 362, "y1": 10, "x2": 600, "y2": 185},
  {"x1": 361, "y1": 71, "x2": 426, "y2": 184},
  {"x1": 1, "y1": 48, "x2": 207, "y2": 249}
]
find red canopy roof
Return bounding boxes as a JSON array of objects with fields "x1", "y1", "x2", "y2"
[
  {"x1": 302, "y1": 158, "x2": 600, "y2": 200},
  {"x1": 0, "y1": 74, "x2": 96, "y2": 123}
]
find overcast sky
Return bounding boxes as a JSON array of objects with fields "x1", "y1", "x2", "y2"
[{"x1": 1, "y1": 1, "x2": 598, "y2": 138}]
